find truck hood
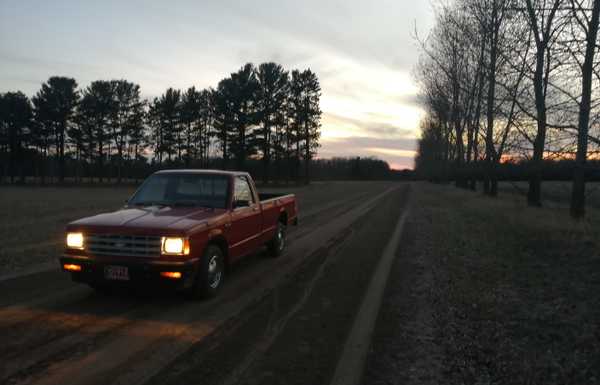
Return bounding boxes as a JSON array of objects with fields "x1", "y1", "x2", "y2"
[{"x1": 68, "y1": 206, "x2": 225, "y2": 233}]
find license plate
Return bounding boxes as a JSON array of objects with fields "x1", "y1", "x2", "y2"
[{"x1": 104, "y1": 265, "x2": 129, "y2": 281}]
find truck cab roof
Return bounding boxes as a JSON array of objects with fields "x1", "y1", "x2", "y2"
[{"x1": 153, "y1": 169, "x2": 250, "y2": 178}]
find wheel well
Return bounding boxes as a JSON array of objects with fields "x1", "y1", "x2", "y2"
[
  {"x1": 279, "y1": 211, "x2": 288, "y2": 225},
  {"x1": 207, "y1": 237, "x2": 229, "y2": 266}
]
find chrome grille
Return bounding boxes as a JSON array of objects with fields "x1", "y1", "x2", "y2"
[{"x1": 86, "y1": 234, "x2": 161, "y2": 257}]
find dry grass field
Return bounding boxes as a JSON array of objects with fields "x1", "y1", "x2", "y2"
[
  {"x1": 0, "y1": 186, "x2": 136, "y2": 275},
  {"x1": 367, "y1": 182, "x2": 600, "y2": 384},
  {"x1": 433, "y1": 185, "x2": 599, "y2": 383}
]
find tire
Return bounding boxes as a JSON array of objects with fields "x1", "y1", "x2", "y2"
[
  {"x1": 268, "y1": 221, "x2": 287, "y2": 258},
  {"x1": 189, "y1": 244, "x2": 225, "y2": 299}
]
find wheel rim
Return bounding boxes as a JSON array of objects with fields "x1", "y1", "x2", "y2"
[
  {"x1": 208, "y1": 255, "x2": 222, "y2": 289},
  {"x1": 278, "y1": 225, "x2": 286, "y2": 251}
]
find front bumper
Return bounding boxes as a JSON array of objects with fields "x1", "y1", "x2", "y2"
[{"x1": 59, "y1": 254, "x2": 200, "y2": 290}]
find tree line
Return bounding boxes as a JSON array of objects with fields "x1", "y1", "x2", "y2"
[
  {"x1": 415, "y1": 0, "x2": 600, "y2": 218},
  {"x1": 0, "y1": 62, "x2": 322, "y2": 185},
  {"x1": 310, "y1": 156, "x2": 402, "y2": 180}
]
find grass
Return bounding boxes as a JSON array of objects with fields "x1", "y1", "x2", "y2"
[
  {"x1": 0, "y1": 186, "x2": 136, "y2": 274},
  {"x1": 413, "y1": 182, "x2": 600, "y2": 384}
]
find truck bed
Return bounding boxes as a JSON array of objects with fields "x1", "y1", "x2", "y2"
[{"x1": 258, "y1": 192, "x2": 294, "y2": 202}]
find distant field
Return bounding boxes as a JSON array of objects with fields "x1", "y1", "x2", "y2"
[
  {"x1": 0, "y1": 186, "x2": 136, "y2": 275},
  {"x1": 498, "y1": 181, "x2": 600, "y2": 208}
]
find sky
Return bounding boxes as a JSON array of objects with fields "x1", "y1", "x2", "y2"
[{"x1": 0, "y1": 0, "x2": 435, "y2": 169}]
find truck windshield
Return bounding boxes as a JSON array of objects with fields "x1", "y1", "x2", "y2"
[{"x1": 128, "y1": 173, "x2": 229, "y2": 209}]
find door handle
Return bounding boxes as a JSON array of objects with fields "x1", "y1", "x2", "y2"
[
  {"x1": 224, "y1": 223, "x2": 232, "y2": 229},
  {"x1": 252, "y1": 207, "x2": 259, "y2": 212}
]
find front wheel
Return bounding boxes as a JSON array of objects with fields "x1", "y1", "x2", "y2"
[
  {"x1": 268, "y1": 222, "x2": 287, "y2": 258},
  {"x1": 189, "y1": 244, "x2": 224, "y2": 299}
]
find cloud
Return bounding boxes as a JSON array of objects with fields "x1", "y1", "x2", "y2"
[
  {"x1": 364, "y1": 147, "x2": 417, "y2": 158},
  {"x1": 322, "y1": 112, "x2": 416, "y2": 139},
  {"x1": 0, "y1": 0, "x2": 432, "y2": 169},
  {"x1": 391, "y1": 93, "x2": 424, "y2": 107},
  {"x1": 319, "y1": 136, "x2": 417, "y2": 169},
  {"x1": 0, "y1": 53, "x2": 102, "y2": 76}
]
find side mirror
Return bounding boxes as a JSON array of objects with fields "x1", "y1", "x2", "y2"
[{"x1": 233, "y1": 199, "x2": 250, "y2": 208}]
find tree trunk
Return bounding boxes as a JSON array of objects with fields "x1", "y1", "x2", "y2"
[
  {"x1": 98, "y1": 140, "x2": 104, "y2": 183},
  {"x1": 524, "y1": 0, "x2": 555, "y2": 207},
  {"x1": 490, "y1": 161, "x2": 498, "y2": 197},
  {"x1": 304, "y1": 119, "x2": 310, "y2": 185},
  {"x1": 40, "y1": 148, "x2": 46, "y2": 185},
  {"x1": 222, "y1": 130, "x2": 228, "y2": 170},
  {"x1": 452, "y1": 78, "x2": 466, "y2": 188},
  {"x1": 262, "y1": 121, "x2": 271, "y2": 184},
  {"x1": 295, "y1": 139, "x2": 301, "y2": 183},
  {"x1": 238, "y1": 125, "x2": 246, "y2": 170},
  {"x1": 275, "y1": 150, "x2": 281, "y2": 185},
  {"x1": 527, "y1": 46, "x2": 547, "y2": 207},
  {"x1": 442, "y1": 124, "x2": 449, "y2": 184},
  {"x1": 528, "y1": 107, "x2": 546, "y2": 206},
  {"x1": 58, "y1": 121, "x2": 66, "y2": 183},
  {"x1": 470, "y1": 37, "x2": 486, "y2": 192},
  {"x1": 285, "y1": 129, "x2": 291, "y2": 184},
  {"x1": 134, "y1": 143, "x2": 139, "y2": 184},
  {"x1": 571, "y1": 0, "x2": 600, "y2": 218},
  {"x1": 484, "y1": 5, "x2": 498, "y2": 196},
  {"x1": 117, "y1": 148, "x2": 123, "y2": 185},
  {"x1": 483, "y1": 160, "x2": 491, "y2": 195},
  {"x1": 8, "y1": 124, "x2": 15, "y2": 184}
]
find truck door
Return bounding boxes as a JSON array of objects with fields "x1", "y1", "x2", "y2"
[{"x1": 229, "y1": 175, "x2": 263, "y2": 261}]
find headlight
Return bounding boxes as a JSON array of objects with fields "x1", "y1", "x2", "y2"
[
  {"x1": 66, "y1": 232, "x2": 84, "y2": 249},
  {"x1": 161, "y1": 237, "x2": 190, "y2": 255}
]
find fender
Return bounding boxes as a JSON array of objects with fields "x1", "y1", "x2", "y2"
[
  {"x1": 206, "y1": 229, "x2": 230, "y2": 265},
  {"x1": 208, "y1": 227, "x2": 225, "y2": 240}
]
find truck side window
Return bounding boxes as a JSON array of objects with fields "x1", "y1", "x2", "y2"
[{"x1": 234, "y1": 176, "x2": 254, "y2": 204}]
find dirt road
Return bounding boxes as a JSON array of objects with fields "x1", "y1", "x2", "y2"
[{"x1": 0, "y1": 182, "x2": 410, "y2": 385}]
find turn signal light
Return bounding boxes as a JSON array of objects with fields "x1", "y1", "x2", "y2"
[
  {"x1": 160, "y1": 271, "x2": 182, "y2": 279},
  {"x1": 63, "y1": 263, "x2": 82, "y2": 272}
]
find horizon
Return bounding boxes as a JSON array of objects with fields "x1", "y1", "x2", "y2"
[{"x1": 0, "y1": 0, "x2": 434, "y2": 170}]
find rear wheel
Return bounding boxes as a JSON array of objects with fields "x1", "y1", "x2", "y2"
[
  {"x1": 268, "y1": 221, "x2": 287, "y2": 258},
  {"x1": 189, "y1": 244, "x2": 224, "y2": 299}
]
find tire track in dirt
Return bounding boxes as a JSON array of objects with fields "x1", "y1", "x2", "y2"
[
  {"x1": 220, "y1": 226, "x2": 356, "y2": 385},
  {"x1": 144, "y1": 186, "x2": 409, "y2": 385}
]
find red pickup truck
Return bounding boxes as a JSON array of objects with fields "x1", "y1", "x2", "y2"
[{"x1": 60, "y1": 170, "x2": 298, "y2": 298}]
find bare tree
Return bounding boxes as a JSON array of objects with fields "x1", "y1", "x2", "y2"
[
  {"x1": 570, "y1": 0, "x2": 600, "y2": 218},
  {"x1": 522, "y1": 0, "x2": 567, "y2": 205}
]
